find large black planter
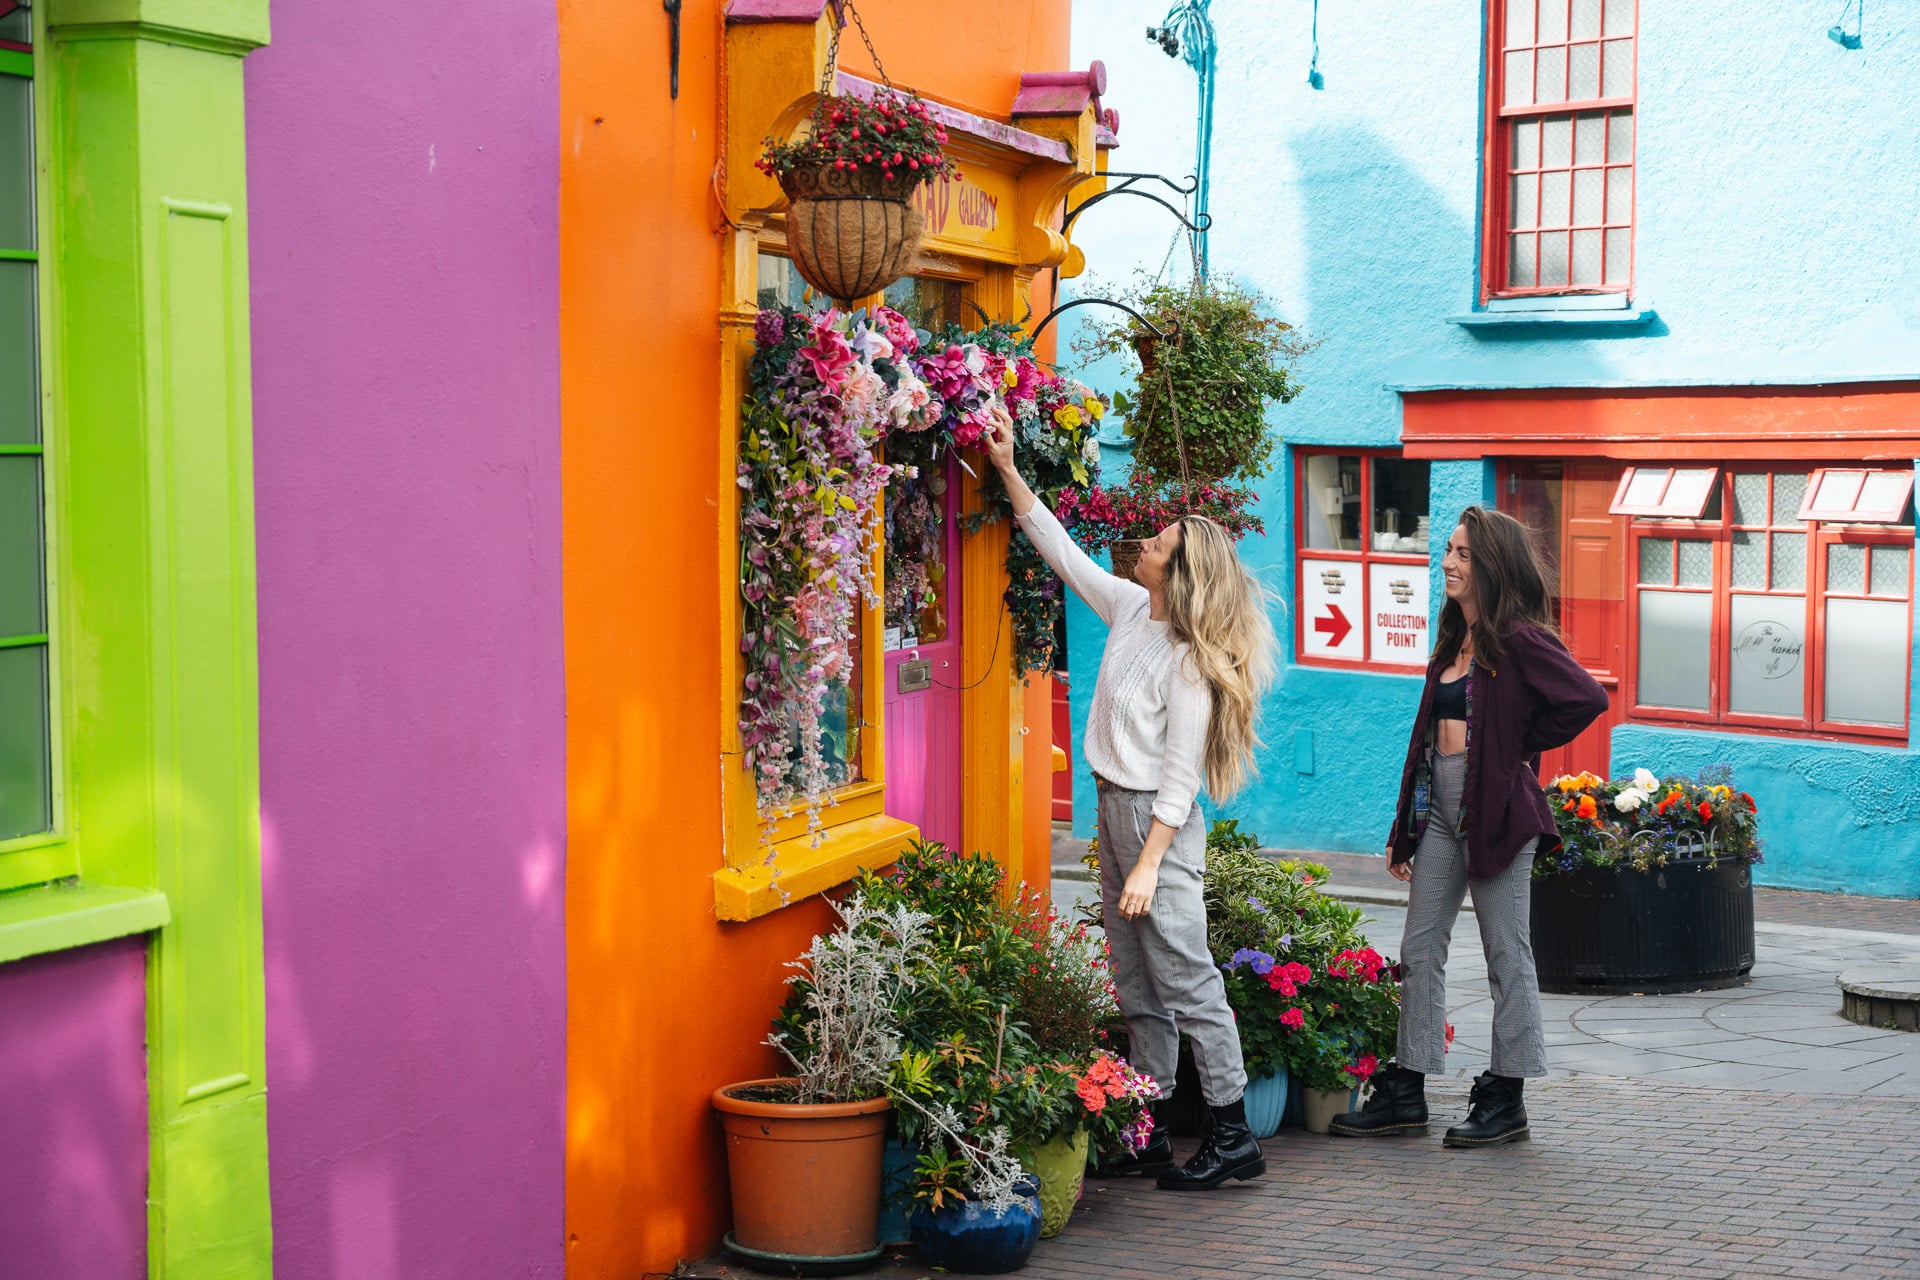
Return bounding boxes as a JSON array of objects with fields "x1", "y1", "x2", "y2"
[{"x1": 1530, "y1": 857, "x2": 1755, "y2": 994}]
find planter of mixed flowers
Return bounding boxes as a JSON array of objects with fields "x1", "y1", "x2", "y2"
[
  {"x1": 759, "y1": 87, "x2": 959, "y2": 302},
  {"x1": 1533, "y1": 765, "x2": 1762, "y2": 994}
]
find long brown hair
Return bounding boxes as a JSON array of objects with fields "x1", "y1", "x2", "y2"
[
  {"x1": 1432, "y1": 506, "x2": 1556, "y2": 672},
  {"x1": 1164, "y1": 515, "x2": 1278, "y2": 801}
]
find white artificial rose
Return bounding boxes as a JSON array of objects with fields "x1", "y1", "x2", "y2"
[
  {"x1": 1614, "y1": 787, "x2": 1648, "y2": 813},
  {"x1": 1633, "y1": 767, "x2": 1660, "y2": 791},
  {"x1": 1082, "y1": 436, "x2": 1101, "y2": 463}
]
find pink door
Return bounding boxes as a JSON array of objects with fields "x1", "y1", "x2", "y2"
[{"x1": 884, "y1": 456, "x2": 964, "y2": 847}]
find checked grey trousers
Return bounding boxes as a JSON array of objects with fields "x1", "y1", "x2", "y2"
[
  {"x1": 1396, "y1": 749, "x2": 1549, "y2": 1078},
  {"x1": 1097, "y1": 783, "x2": 1249, "y2": 1106}
]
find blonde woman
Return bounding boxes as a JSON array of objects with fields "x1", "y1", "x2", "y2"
[{"x1": 981, "y1": 405, "x2": 1277, "y2": 1191}]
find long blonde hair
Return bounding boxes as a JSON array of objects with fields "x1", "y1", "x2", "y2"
[{"x1": 1164, "y1": 515, "x2": 1279, "y2": 801}]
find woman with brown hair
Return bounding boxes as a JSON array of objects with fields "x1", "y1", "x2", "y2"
[{"x1": 1332, "y1": 505, "x2": 1606, "y2": 1148}]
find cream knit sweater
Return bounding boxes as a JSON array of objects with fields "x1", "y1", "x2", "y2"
[{"x1": 1015, "y1": 500, "x2": 1211, "y2": 829}]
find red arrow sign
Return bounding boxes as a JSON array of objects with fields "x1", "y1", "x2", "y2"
[{"x1": 1314, "y1": 604, "x2": 1353, "y2": 647}]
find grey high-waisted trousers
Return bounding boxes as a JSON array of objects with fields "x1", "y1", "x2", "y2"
[
  {"x1": 1396, "y1": 749, "x2": 1548, "y2": 1078},
  {"x1": 1097, "y1": 783, "x2": 1248, "y2": 1106}
]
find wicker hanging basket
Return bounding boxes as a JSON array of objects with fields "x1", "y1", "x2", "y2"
[
  {"x1": 780, "y1": 165, "x2": 926, "y2": 304},
  {"x1": 1107, "y1": 539, "x2": 1144, "y2": 583}
]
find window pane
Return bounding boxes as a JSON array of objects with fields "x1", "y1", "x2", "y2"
[
  {"x1": 1574, "y1": 112, "x2": 1606, "y2": 164},
  {"x1": 1304, "y1": 454, "x2": 1362, "y2": 551},
  {"x1": 1573, "y1": 169, "x2": 1603, "y2": 224},
  {"x1": 1569, "y1": 42, "x2": 1600, "y2": 99},
  {"x1": 1540, "y1": 170, "x2": 1570, "y2": 227},
  {"x1": 1859, "y1": 470, "x2": 1912, "y2": 518},
  {"x1": 0, "y1": 454, "x2": 44, "y2": 637},
  {"x1": 1505, "y1": 51, "x2": 1535, "y2": 108},
  {"x1": 1537, "y1": 45, "x2": 1567, "y2": 103},
  {"x1": 1638, "y1": 591, "x2": 1711, "y2": 710},
  {"x1": 757, "y1": 252, "x2": 827, "y2": 313},
  {"x1": 1511, "y1": 174, "x2": 1538, "y2": 228},
  {"x1": 1827, "y1": 542, "x2": 1866, "y2": 593},
  {"x1": 1372, "y1": 457, "x2": 1431, "y2": 553},
  {"x1": 1571, "y1": 0, "x2": 1602, "y2": 40},
  {"x1": 1606, "y1": 165, "x2": 1633, "y2": 224},
  {"x1": 1543, "y1": 116, "x2": 1572, "y2": 167},
  {"x1": 1572, "y1": 230, "x2": 1602, "y2": 284},
  {"x1": 1770, "y1": 532, "x2": 1806, "y2": 590},
  {"x1": 1513, "y1": 118, "x2": 1540, "y2": 169},
  {"x1": 1638, "y1": 536, "x2": 1673, "y2": 584},
  {"x1": 1607, "y1": 109, "x2": 1634, "y2": 162},
  {"x1": 0, "y1": 74, "x2": 33, "y2": 252},
  {"x1": 0, "y1": 259, "x2": 37, "y2": 445},
  {"x1": 1602, "y1": 39, "x2": 1634, "y2": 98},
  {"x1": 1603, "y1": 0, "x2": 1634, "y2": 37},
  {"x1": 1730, "y1": 594, "x2": 1805, "y2": 718},
  {"x1": 1772, "y1": 472, "x2": 1809, "y2": 525},
  {"x1": 1540, "y1": 231, "x2": 1569, "y2": 285},
  {"x1": 1824, "y1": 597, "x2": 1909, "y2": 726},
  {"x1": 1731, "y1": 473, "x2": 1767, "y2": 526},
  {"x1": 1677, "y1": 539, "x2": 1713, "y2": 587},
  {"x1": 1604, "y1": 227, "x2": 1631, "y2": 284},
  {"x1": 0, "y1": 642, "x2": 51, "y2": 840},
  {"x1": 1506, "y1": 0, "x2": 1536, "y2": 46},
  {"x1": 1872, "y1": 544, "x2": 1911, "y2": 598},
  {"x1": 0, "y1": 8, "x2": 29, "y2": 43},
  {"x1": 1509, "y1": 233, "x2": 1537, "y2": 288},
  {"x1": 1623, "y1": 468, "x2": 1668, "y2": 508},
  {"x1": 1731, "y1": 530, "x2": 1765, "y2": 588},
  {"x1": 1540, "y1": 0, "x2": 1568, "y2": 43}
]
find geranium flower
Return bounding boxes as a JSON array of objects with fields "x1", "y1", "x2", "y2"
[
  {"x1": 1279, "y1": 1007, "x2": 1305, "y2": 1031},
  {"x1": 1076, "y1": 1077, "x2": 1108, "y2": 1114},
  {"x1": 1344, "y1": 1054, "x2": 1380, "y2": 1081}
]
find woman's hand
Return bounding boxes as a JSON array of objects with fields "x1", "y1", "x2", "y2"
[
  {"x1": 1117, "y1": 861, "x2": 1160, "y2": 920},
  {"x1": 1388, "y1": 850, "x2": 1413, "y2": 882},
  {"x1": 979, "y1": 402, "x2": 1017, "y2": 475}
]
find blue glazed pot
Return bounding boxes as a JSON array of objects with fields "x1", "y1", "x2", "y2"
[
  {"x1": 909, "y1": 1179, "x2": 1043, "y2": 1274},
  {"x1": 1243, "y1": 1068, "x2": 1289, "y2": 1139},
  {"x1": 877, "y1": 1137, "x2": 921, "y2": 1247}
]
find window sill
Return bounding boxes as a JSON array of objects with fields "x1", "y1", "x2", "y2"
[
  {"x1": 713, "y1": 812, "x2": 919, "y2": 922},
  {"x1": 0, "y1": 881, "x2": 171, "y2": 965},
  {"x1": 1449, "y1": 304, "x2": 1659, "y2": 330}
]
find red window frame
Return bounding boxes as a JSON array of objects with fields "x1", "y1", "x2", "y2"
[
  {"x1": 1624, "y1": 468, "x2": 1913, "y2": 744},
  {"x1": 1481, "y1": 0, "x2": 1639, "y2": 300},
  {"x1": 1294, "y1": 449, "x2": 1433, "y2": 672}
]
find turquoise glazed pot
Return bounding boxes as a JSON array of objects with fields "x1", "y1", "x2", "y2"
[
  {"x1": 909, "y1": 1178, "x2": 1042, "y2": 1274},
  {"x1": 1243, "y1": 1068, "x2": 1290, "y2": 1139},
  {"x1": 878, "y1": 1137, "x2": 921, "y2": 1247}
]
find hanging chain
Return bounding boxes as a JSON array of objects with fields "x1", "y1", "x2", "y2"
[
  {"x1": 819, "y1": 0, "x2": 897, "y2": 97},
  {"x1": 842, "y1": 0, "x2": 898, "y2": 91},
  {"x1": 1162, "y1": 347, "x2": 1197, "y2": 506},
  {"x1": 818, "y1": 6, "x2": 842, "y2": 95}
]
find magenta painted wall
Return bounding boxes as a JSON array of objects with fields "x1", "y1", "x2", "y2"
[
  {"x1": 244, "y1": 4, "x2": 565, "y2": 1277},
  {"x1": 0, "y1": 938, "x2": 148, "y2": 1280}
]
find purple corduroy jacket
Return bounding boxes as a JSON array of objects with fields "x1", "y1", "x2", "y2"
[{"x1": 1387, "y1": 623, "x2": 1610, "y2": 879}]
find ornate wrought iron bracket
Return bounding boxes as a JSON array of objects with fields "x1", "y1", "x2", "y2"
[
  {"x1": 1062, "y1": 171, "x2": 1213, "y2": 236},
  {"x1": 1029, "y1": 297, "x2": 1179, "y2": 344},
  {"x1": 663, "y1": 0, "x2": 683, "y2": 99}
]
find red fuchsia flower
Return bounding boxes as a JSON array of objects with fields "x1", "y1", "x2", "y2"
[
  {"x1": 1344, "y1": 1054, "x2": 1380, "y2": 1081},
  {"x1": 1279, "y1": 1007, "x2": 1306, "y2": 1031}
]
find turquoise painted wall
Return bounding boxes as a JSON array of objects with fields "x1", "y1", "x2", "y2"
[{"x1": 1061, "y1": 1, "x2": 1920, "y2": 892}]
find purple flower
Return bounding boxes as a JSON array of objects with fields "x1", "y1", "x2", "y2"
[
  {"x1": 1247, "y1": 896, "x2": 1266, "y2": 914},
  {"x1": 1226, "y1": 948, "x2": 1276, "y2": 975},
  {"x1": 754, "y1": 309, "x2": 786, "y2": 349}
]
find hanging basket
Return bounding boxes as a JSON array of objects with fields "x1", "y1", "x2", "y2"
[
  {"x1": 780, "y1": 166, "x2": 926, "y2": 305},
  {"x1": 1108, "y1": 538, "x2": 1144, "y2": 582}
]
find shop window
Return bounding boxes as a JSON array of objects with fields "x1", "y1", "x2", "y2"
[
  {"x1": 1609, "y1": 466, "x2": 1716, "y2": 518},
  {"x1": 1628, "y1": 469, "x2": 1913, "y2": 739},
  {"x1": 0, "y1": 42, "x2": 52, "y2": 844},
  {"x1": 1486, "y1": 0, "x2": 1636, "y2": 296},
  {"x1": 1297, "y1": 450, "x2": 1431, "y2": 668}
]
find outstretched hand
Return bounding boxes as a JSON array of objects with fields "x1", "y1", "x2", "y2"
[{"x1": 978, "y1": 401, "x2": 1017, "y2": 475}]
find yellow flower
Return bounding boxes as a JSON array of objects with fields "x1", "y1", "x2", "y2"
[
  {"x1": 1085, "y1": 397, "x2": 1105, "y2": 421},
  {"x1": 1003, "y1": 364, "x2": 1019, "y2": 390},
  {"x1": 1053, "y1": 405, "x2": 1084, "y2": 429}
]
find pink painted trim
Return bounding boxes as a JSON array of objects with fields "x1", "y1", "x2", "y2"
[
  {"x1": 726, "y1": 0, "x2": 843, "y2": 26},
  {"x1": 1010, "y1": 62, "x2": 1108, "y2": 118},
  {"x1": 834, "y1": 73, "x2": 1072, "y2": 164}
]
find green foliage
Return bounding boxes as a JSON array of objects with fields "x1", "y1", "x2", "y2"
[{"x1": 1078, "y1": 273, "x2": 1310, "y2": 486}]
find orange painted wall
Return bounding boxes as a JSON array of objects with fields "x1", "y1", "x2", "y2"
[{"x1": 561, "y1": 2, "x2": 1072, "y2": 1275}]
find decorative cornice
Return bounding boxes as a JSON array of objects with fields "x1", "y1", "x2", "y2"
[{"x1": 834, "y1": 71, "x2": 1071, "y2": 165}]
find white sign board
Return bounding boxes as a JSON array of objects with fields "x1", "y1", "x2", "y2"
[
  {"x1": 1300, "y1": 558, "x2": 1364, "y2": 661},
  {"x1": 1368, "y1": 562, "x2": 1431, "y2": 666}
]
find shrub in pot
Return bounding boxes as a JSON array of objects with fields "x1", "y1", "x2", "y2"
[{"x1": 712, "y1": 896, "x2": 932, "y2": 1270}]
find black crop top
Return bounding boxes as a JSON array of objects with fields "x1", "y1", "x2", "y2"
[{"x1": 1433, "y1": 673, "x2": 1467, "y2": 721}]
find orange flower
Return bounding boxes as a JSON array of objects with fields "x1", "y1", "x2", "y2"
[
  {"x1": 1697, "y1": 800, "x2": 1714, "y2": 822},
  {"x1": 1576, "y1": 794, "x2": 1599, "y2": 820},
  {"x1": 1561, "y1": 798, "x2": 1577, "y2": 812}
]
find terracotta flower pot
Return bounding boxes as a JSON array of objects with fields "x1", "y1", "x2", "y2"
[
  {"x1": 1107, "y1": 538, "x2": 1143, "y2": 582},
  {"x1": 712, "y1": 1078, "x2": 891, "y2": 1268},
  {"x1": 780, "y1": 165, "x2": 925, "y2": 303}
]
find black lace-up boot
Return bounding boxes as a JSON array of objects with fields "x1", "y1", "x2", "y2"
[
  {"x1": 1087, "y1": 1095, "x2": 1175, "y2": 1178},
  {"x1": 1328, "y1": 1065, "x2": 1429, "y2": 1137},
  {"x1": 1156, "y1": 1097, "x2": 1266, "y2": 1190},
  {"x1": 1443, "y1": 1072, "x2": 1530, "y2": 1148}
]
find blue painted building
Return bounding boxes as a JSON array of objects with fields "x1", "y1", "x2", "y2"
[{"x1": 1059, "y1": 0, "x2": 1920, "y2": 896}]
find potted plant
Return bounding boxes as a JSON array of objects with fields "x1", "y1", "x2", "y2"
[
  {"x1": 758, "y1": 86, "x2": 959, "y2": 302},
  {"x1": 712, "y1": 896, "x2": 933, "y2": 1272},
  {"x1": 1533, "y1": 765, "x2": 1763, "y2": 993},
  {"x1": 1055, "y1": 476, "x2": 1265, "y2": 581}
]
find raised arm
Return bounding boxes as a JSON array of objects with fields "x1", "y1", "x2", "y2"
[{"x1": 980, "y1": 404, "x2": 1140, "y2": 625}]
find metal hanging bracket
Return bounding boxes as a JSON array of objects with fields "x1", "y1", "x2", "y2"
[
  {"x1": 1028, "y1": 297, "x2": 1179, "y2": 344},
  {"x1": 1062, "y1": 171, "x2": 1213, "y2": 236}
]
